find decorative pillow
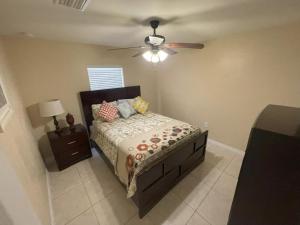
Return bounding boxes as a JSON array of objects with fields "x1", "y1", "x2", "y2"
[
  {"x1": 92, "y1": 101, "x2": 117, "y2": 119},
  {"x1": 117, "y1": 101, "x2": 135, "y2": 119},
  {"x1": 92, "y1": 104, "x2": 102, "y2": 119},
  {"x1": 117, "y1": 99, "x2": 136, "y2": 115},
  {"x1": 118, "y1": 98, "x2": 136, "y2": 107},
  {"x1": 98, "y1": 101, "x2": 119, "y2": 122},
  {"x1": 133, "y1": 96, "x2": 149, "y2": 114}
]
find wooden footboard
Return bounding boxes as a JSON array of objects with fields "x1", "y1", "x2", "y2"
[
  {"x1": 132, "y1": 130, "x2": 208, "y2": 218},
  {"x1": 91, "y1": 130, "x2": 208, "y2": 218}
]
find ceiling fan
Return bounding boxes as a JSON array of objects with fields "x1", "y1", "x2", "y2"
[{"x1": 108, "y1": 19, "x2": 205, "y2": 63}]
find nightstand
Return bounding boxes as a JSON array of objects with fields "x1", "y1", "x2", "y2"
[{"x1": 47, "y1": 124, "x2": 92, "y2": 170}]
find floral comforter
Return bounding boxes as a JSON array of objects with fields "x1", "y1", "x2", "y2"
[{"x1": 91, "y1": 112, "x2": 200, "y2": 197}]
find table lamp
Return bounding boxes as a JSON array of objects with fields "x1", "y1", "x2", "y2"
[{"x1": 39, "y1": 99, "x2": 65, "y2": 132}]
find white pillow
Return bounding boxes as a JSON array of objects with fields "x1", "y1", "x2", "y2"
[{"x1": 92, "y1": 101, "x2": 117, "y2": 120}]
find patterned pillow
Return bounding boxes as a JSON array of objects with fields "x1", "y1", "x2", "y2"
[
  {"x1": 133, "y1": 96, "x2": 149, "y2": 114},
  {"x1": 92, "y1": 101, "x2": 117, "y2": 120},
  {"x1": 98, "y1": 101, "x2": 119, "y2": 122}
]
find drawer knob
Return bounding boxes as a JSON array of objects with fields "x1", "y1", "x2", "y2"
[
  {"x1": 67, "y1": 140, "x2": 77, "y2": 145},
  {"x1": 71, "y1": 151, "x2": 79, "y2": 156}
]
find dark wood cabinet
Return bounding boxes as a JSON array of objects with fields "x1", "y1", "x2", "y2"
[
  {"x1": 48, "y1": 124, "x2": 92, "y2": 170},
  {"x1": 227, "y1": 105, "x2": 300, "y2": 225}
]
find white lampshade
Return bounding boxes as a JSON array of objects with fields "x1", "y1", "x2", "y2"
[{"x1": 39, "y1": 99, "x2": 65, "y2": 117}]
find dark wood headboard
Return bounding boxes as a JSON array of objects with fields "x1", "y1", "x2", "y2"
[{"x1": 79, "y1": 86, "x2": 141, "y2": 132}]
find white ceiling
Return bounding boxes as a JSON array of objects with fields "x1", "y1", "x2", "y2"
[{"x1": 1, "y1": 0, "x2": 300, "y2": 47}]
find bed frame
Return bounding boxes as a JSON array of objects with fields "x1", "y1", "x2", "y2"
[{"x1": 79, "y1": 86, "x2": 208, "y2": 218}]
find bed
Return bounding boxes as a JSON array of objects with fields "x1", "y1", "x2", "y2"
[{"x1": 80, "y1": 86, "x2": 208, "y2": 218}]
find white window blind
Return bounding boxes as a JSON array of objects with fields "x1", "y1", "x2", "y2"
[{"x1": 87, "y1": 67, "x2": 124, "y2": 91}]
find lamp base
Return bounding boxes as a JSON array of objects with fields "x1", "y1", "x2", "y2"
[{"x1": 53, "y1": 116, "x2": 61, "y2": 133}]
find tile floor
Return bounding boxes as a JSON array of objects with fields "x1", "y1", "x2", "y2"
[{"x1": 48, "y1": 142, "x2": 244, "y2": 225}]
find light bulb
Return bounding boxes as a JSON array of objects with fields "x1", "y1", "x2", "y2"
[
  {"x1": 158, "y1": 50, "x2": 168, "y2": 61},
  {"x1": 143, "y1": 50, "x2": 169, "y2": 63},
  {"x1": 142, "y1": 51, "x2": 153, "y2": 62},
  {"x1": 151, "y1": 54, "x2": 160, "y2": 63}
]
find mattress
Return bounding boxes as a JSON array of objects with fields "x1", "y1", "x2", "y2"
[{"x1": 91, "y1": 112, "x2": 201, "y2": 197}]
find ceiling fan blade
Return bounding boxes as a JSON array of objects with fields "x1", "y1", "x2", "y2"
[
  {"x1": 108, "y1": 46, "x2": 146, "y2": 51},
  {"x1": 164, "y1": 43, "x2": 204, "y2": 49},
  {"x1": 132, "y1": 51, "x2": 145, "y2": 57},
  {"x1": 161, "y1": 48, "x2": 177, "y2": 55}
]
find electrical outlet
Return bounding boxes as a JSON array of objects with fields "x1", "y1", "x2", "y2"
[{"x1": 203, "y1": 122, "x2": 209, "y2": 129}]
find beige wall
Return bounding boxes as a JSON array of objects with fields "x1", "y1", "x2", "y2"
[
  {"x1": 0, "y1": 149, "x2": 43, "y2": 225},
  {"x1": 0, "y1": 38, "x2": 50, "y2": 225},
  {"x1": 157, "y1": 23, "x2": 300, "y2": 150},
  {"x1": 3, "y1": 22, "x2": 300, "y2": 156},
  {"x1": 2, "y1": 38, "x2": 158, "y2": 142}
]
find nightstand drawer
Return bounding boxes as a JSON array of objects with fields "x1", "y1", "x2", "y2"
[
  {"x1": 56, "y1": 135, "x2": 87, "y2": 149},
  {"x1": 57, "y1": 144, "x2": 90, "y2": 163}
]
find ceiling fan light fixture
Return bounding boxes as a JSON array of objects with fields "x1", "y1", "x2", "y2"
[
  {"x1": 151, "y1": 54, "x2": 160, "y2": 63},
  {"x1": 142, "y1": 50, "x2": 168, "y2": 63},
  {"x1": 142, "y1": 51, "x2": 153, "y2": 62},
  {"x1": 149, "y1": 36, "x2": 165, "y2": 46},
  {"x1": 158, "y1": 50, "x2": 168, "y2": 61}
]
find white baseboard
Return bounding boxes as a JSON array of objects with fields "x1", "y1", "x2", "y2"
[
  {"x1": 46, "y1": 170, "x2": 54, "y2": 225},
  {"x1": 208, "y1": 138, "x2": 245, "y2": 156}
]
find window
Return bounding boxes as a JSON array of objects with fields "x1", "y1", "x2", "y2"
[{"x1": 87, "y1": 67, "x2": 124, "y2": 91}]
